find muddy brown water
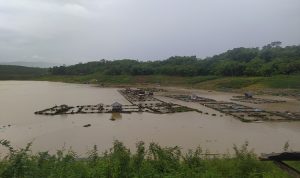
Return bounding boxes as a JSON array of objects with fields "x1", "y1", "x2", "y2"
[{"x1": 0, "y1": 81, "x2": 299, "y2": 156}]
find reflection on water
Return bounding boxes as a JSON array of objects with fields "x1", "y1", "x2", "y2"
[
  {"x1": 0, "y1": 81, "x2": 299, "y2": 156},
  {"x1": 110, "y1": 113, "x2": 122, "y2": 121}
]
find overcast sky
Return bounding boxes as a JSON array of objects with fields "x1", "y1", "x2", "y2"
[{"x1": 0, "y1": 0, "x2": 300, "y2": 64}]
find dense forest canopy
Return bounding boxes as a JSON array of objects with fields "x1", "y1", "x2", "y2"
[{"x1": 49, "y1": 42, "x2": 300, "y2": 77}]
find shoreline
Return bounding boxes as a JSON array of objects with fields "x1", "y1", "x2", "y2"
[
  {"x1": 2, "y1": 76, "x2": 300, "y2": 100},
  {"x1": 37, "y1": 75, "x2": 300, "y2": 100}
]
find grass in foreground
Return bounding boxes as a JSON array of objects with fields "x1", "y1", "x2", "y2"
[{"x1": 0, "y1": 140, "x2": 295, "y2": 178}]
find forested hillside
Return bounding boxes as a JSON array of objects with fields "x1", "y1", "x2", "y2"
[
  {"x1": 0, "y1": 65, "x2": 48, "y2": 80},
  {"x1": 49, "y1": 42, "x2": 300, "y2": 77}
]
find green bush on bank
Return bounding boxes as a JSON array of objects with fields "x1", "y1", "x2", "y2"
[{"x1": 0, "y1": 140, "x2": 292, "y2": 178}]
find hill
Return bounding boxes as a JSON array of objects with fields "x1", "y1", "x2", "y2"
[
  {"x1": 0, "y1": 61, "x2": 62, "y2": 68},
  {"x1": 0, "y1": 65, "x2": 48, "y2": 80},
  {"x1": 1, "y1": 42, "x2": 300, "y2": 93},
  {"x1": 49, "y1": 42, "x2": 300, "y2": 77}
]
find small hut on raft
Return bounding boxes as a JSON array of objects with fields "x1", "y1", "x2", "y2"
[{"x1": 111, "y1": 102, "x2": 123, "y2": 112}]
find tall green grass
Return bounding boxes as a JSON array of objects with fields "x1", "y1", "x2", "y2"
[
  {"x1": 0, "y1": 140, "x2": 293, "y2": 178},
  {"x1": 261, "y1": 75, "x2": 300, "y2": 89}
]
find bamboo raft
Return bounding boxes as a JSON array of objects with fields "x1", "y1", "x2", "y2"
[
  {"x1": 165, "y1": 94, "x2": 300, "y2": 122},
  {"x1": 35, "y1": 88, "x2": 200, "y2": 116},
  {"x1": 231, "y1": 95, "x2": 286, "y2": 104}
]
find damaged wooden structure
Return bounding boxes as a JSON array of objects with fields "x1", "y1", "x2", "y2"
[
  {"x1": 118, "y1": 88, "x2": 199, "y2": 114},
  {"x1": 35, "y1": 88, "x2": 199, "y2": 116},
  {"x1": 34, "y1": 103, "x2": 139, "y2": 115},
  {"x1": 231, "y1": 95, "x2": 286, "y2": 104},
  {"x1": 165, "y1": 94, "x2": 300, "y2": 122}
]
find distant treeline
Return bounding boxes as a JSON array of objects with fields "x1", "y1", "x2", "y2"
[
  {"x1": 49, "y1": 41, "x2": 300, "y2": 77},
  {"x1": 0, "y1": 65, "x2": 47, "y2": 80}
]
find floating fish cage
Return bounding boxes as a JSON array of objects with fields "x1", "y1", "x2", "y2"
[
  {"x1": 35, "y1": 89, "x2": 199, "y2": 116},
  {"x1": 231, "y1": 95, "x2": 286, "y2": 104},
  {"x1": 165, "y1": 94, "x2": 300, "y2": 122}
]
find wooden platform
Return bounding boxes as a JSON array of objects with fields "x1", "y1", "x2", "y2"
[
  {"x1": 260, "y1": 152, "x2": 300, "y2": 178},
  {"x1": 164, "y1": 94, "x2": 300, "y2": 122}
]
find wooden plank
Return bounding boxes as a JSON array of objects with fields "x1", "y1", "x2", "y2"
[
  {"x1": 260, "y1": 152, "x2": 300, "y2": 178},
  {"x1": 273, "y1": 161, "x2": 300, "y2": 178},
  {"x1": 260, "y1": 152, "x2": 300, "y2": 161}
]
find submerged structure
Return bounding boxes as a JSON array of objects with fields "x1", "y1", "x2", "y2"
[
  {"x1": 231, "y1": 95, "x2": 286, "y2": 104},
  {"x1": 35, "y1": 88, "x2": 299, "y2": 122},
  {"x1": 165, "y1": 94, "x2": 300, "y2": 122},
  {"x1": 35, "y1": 88, "x2": 199, "y2": 116}
]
